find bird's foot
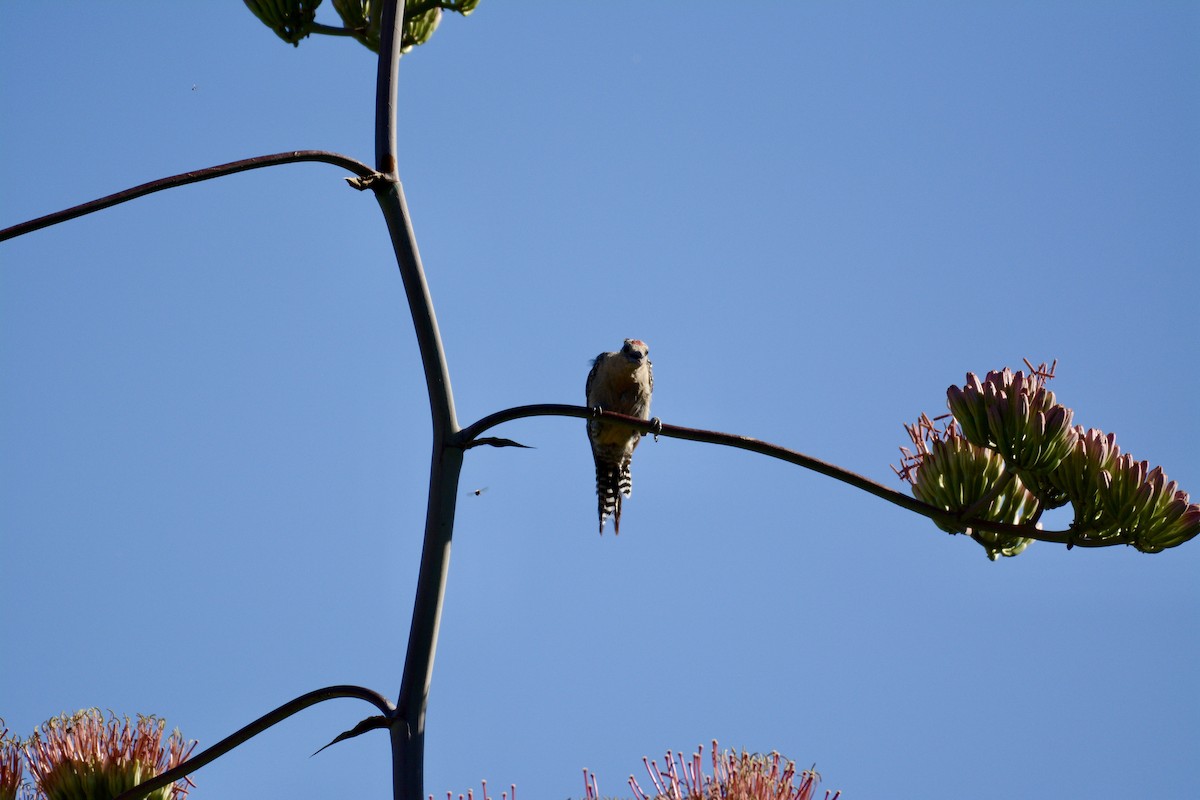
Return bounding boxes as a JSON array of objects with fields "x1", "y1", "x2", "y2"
[
  {"x1": 590, "y1": 405, "x2": 604, "y2": 419},
  {"x1": 649, "y1": 417, "x2": 662, "y2": 441}
]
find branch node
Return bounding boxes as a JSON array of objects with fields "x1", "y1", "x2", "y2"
[{"x1": 345, "y1": 171, "x2": 392, "y2": 191}]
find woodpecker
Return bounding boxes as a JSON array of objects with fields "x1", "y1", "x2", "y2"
[{"x1": 585, "y1": 339, "x2": 655, "y2": 534}]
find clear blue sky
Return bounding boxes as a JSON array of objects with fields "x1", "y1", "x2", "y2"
[{"x1": 2, "y1": 3, "x2": 1198, "y2": 799}]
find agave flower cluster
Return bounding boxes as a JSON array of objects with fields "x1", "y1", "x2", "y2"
[
  {"x1": 898, "y1": 361, "x2": 1200, "y2": 558},
  {"x1": 946, "y1": 365, "x2": 1077, "y2": 507},
  {"x1": 583, "y1": 740, "x2": 837, "y2": 800},
  {"x1": 243, "y1": 0, "x2": 481, "y2": 52},
  {"x1": 896, "y1": 413, "x2": 1038, "y2": 560},
  {"x1": 20, "y1": 710, "x2": 194, "y2": 800}
]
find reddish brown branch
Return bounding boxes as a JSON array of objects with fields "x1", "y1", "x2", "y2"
[
  {"x1": 456, "y1": 403, "x2": 1090, "y2": 547},
  {"x1": 0, "y1": 151, "x2": 375, "y2": 242}
]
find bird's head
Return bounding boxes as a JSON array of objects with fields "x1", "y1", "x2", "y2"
[{"x1": 621, "y1": 339, "x2": 650, "y2": 363}]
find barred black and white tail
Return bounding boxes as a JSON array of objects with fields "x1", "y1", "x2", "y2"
[{"x1": 595, "y1": 458, "x2": 633, "y2": 534}]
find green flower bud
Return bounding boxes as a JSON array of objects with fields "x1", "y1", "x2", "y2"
[
  {"x1": 907, "y1": 427, "x2": 1039, "y2": 560},
  {"x1": 332, "y1": 0, "x2": 382, "y2": 51},
  {"x1": 243, "y1": 0, "x2": 322, "y2": 47},
  {"x1": 332, "y1": 1, "x2": 469, "y2": 53},
  {"x1": 403, "y1": 7, "x2": 443, "y2": 52}
]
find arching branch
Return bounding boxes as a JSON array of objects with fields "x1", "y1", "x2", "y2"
[
  {"x1": 0, "y1": 151, "x2": 375, "y2": 242},
  {"x1": 455, "y1": 403, "x2": 1088, "y2": 547},
  {"x1": 111, "y1": 685, "x2": 394, "y2": 800}
]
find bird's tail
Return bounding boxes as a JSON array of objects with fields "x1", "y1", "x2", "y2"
[{"x1": 595, "y1": 459, "x2": 633, "y2": 534}]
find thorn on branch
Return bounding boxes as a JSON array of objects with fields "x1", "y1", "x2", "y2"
[
  {"x1": 312, "y1": 714, "x2": 391, "y2": 757},
  {"x1": 463, "y1": 436, "x2": 535, "y2": 450}
]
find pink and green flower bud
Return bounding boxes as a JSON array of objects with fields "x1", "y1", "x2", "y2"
[
  {"x1": 1142, "y1": 490, "x2": 1200, "y2": 552},
  {"x1": 908, "y1": 428, "x2": 1039, "y2": 560},
  {"x1": 1098, "y1": 456, "x2": 1200, "y2": 553},
  {"x1": 22, "y1": 710, "x2": 194, "y2": 800},
  {"x1": 1046, "y1": 427, "x2": 1121, "y2": 536},
  {"x1": 945, "y1": 366, "x2": 1077, "y2": 504}
]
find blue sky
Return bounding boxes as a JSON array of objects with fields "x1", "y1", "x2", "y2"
[{"x1": 2, "y1": 3, "x2": 1197, "y2": 799}]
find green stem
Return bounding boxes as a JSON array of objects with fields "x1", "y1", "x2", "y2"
[{"x1": 368, "y1": 4, "x2": 464, "y2": 800}]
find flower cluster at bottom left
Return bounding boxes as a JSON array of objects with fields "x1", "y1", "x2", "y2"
[{"x1": 0, "y1": 712, "x2": 195, "y2": 800}]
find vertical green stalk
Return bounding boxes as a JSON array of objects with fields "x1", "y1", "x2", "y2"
[{"x1": 370, "y1": 3, "x2": 464, "y2": 799}]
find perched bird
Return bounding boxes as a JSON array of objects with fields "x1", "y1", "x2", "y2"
[{"x1": 585, "y1": 339, "x2": 655, "y2": 534}]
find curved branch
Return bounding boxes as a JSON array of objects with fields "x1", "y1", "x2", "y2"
[
  {"x1": 456, "y1": 403, "x2": 1086, "y2": 547},
  {"x1": 0, "y1": 151, "x2": 375, "y2": 242},
  {"x1": 457, "y1": 404, "x2": 588, "y2": 442},
  {"x1": 112, "y1": 685, "x2": 394, "y2": 800}
]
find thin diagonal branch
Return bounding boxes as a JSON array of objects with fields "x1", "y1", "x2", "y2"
[
  {"x1": 0, "y1": 151, "x2": 374, "y2": 243},
  {"x1": 455, "y1": 403, "x2": 1088, "y2": 547},
  {"x1": 111, "y1": 685, "x2": 394, "y2": 800}
]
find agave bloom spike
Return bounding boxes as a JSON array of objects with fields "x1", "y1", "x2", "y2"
[{"x1": 906, "y1": 361, "x2": 1200, "y2": 555}]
